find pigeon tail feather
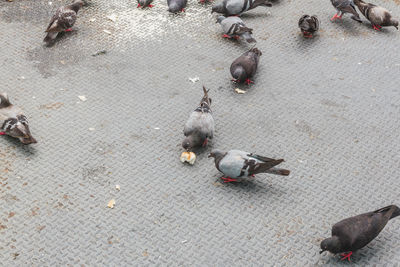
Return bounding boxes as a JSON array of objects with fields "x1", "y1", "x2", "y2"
[
  {"x1": 241, "y1": 32, "x2": 256, "y2": 43},
  {"x1": 251, "y1": 0, "x2": 272, "y2": 8},
  {"x1": 266, "y1": 167, "x2": 290, "y2": 176}
]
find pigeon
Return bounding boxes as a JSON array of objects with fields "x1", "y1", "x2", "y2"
[
  {"x1": 298, "y1": 15, "x2": 320, "y2": 38},
  {"x1": 354, "y1": 0, "x2": 399, "y2": 31},
  {"x1": 320, "y1": 205, "x2": 400, "y2": 261},
  {"x1": 43, "y1": 0, "x2": 84, "y2": 45},
  {"x1": 230, "y1": 47, "x2": 261, "y2": 85},
  {"x1": 167, "y1": 0, "x2": 187, "y2": 13},
  {"x1": 330, "y1": 0, "x2": 362, "y2": 22},
  {"x1": 216, "y1": 16, "x2": 256, "y2": 43},
  {"x1": 137, "y1": 0, "x2": 154, "y2": 8},
  {"x1": 211, "y1": 0, "x2": 272, "y2": 16},
  {"x1": 208, "y1": 149, "x2": 290, "y2": 183},
  {"x1": 182, "y1": 86, "x2": 214, "y2": 151},
  {"x1": 0, "y1": 93, "x2": 37, "y2": 145}
]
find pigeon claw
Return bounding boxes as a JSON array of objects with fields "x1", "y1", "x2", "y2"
[
  {"x1": 340, "y1": 251, "x2": 353, "y2": 262},
  {"x1": 137, "y1": 3, "x2": 141, "y2": 7},
  {"x1": 65, "y1": 28, "x2": 72, "y2": 32},
  {"x1": 148, "y1": 4, "x2": 154, "y2": 7},
  {"x1": 0, "y1": 132, "x2": 5, "y2": 135},
  {"x1": 181, "y1": 8, "x2": 185, "y2": 12},
  {"x1": 302, "y1": 32, "x2": 313, "y2": 38},
  {"x1": 202, "y1": 138, "x2": 208, "y2": 147},
  {"x1": 245, "y1": 79, "x2": 254, "y2": 85},
  {"x1": 222, "y1": 177, "x2": 237, "y2": 183},
  {"x1": 330, "y1": 13, "x2": 342, "y2": 21},
  {"x1": 373, "y1": 25, "x2": 381, "y2": 31}
]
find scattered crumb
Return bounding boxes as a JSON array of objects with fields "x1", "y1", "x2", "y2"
[
  {"x1": 107, "y1": 199, "x2": 115, "y2": 209},
  {"x1": 235, "y1": 88, "x2": 246, "y2": 94},
  {"x1": 78, "y1": 95, "x2": 87, "y2": 102},
  {"x1": 115, "y1": 185, "x2": 120, "y2": 191},
  {"x1": 180, "y1": 151, "x2": 196, "y2": 165}
]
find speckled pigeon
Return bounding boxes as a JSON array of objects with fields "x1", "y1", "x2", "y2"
[
  {"x1": 320, "y1": 205, "x2": 400, "y2": 261},
  {"x1": 137, "y1": 0, "x2": 154, "y2": 8},
  {"x1": 230, "y1": 47, "x2": 261, "y2": 85},
  {"x1": 182, "y1": 86, "x2": 214, "y2": 151},
  {"x1": 354, "y1": 0, "x2": 399, "y2": 30},
  {"x1": 167, "y1": 0, "x2": 187, "y2": 13},
  {"x1": 330, "y1": 0, "x2": 362, "y2": 22},
  {"x1": 211, "y1": 0, "x2": 272, "y2": 16},
  {"x1": 0, "y1": 93, "x2": 36, "y2": 145},
  {"x1": 208, "y1": 149, "x2": 290, "y2": 182},
  {"x1": 217, "y1": 16, "x2": 256, "y2": 43},
  {"x1": 43, "y1": 0, "x2": 84, "y2": 45},
  {"x1": 298, "y1": 15, "x2": 319, "y2": 38}
]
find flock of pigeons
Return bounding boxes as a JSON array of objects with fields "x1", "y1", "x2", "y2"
[{"x1": 0, "y1": 0, "x2": 399, "y2": 263}]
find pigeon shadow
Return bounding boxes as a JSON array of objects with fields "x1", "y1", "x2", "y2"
[
  {"x1": 330, "y1": 19, "x2": 361, "y2": 36},
  {"x1": 44, "y1": 30, "x2": 77, "y2": 48},
  {"x1": 1, "y1": 135, "x2": 37, "y2": 156},
  {"x1": 215, "y1": 176, "x2": 286, "y2": 196}
]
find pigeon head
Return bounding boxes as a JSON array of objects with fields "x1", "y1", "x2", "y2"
[
  {"x1": 320, "y1": 236, "x2": 341, "y2": 254},
  {"x1": 0, "y1": 93, "x2": 11, "y2": 108},
  {"x1": 182, "y1": 136, "x2": 193, "y2": 151},
  {"x1": 208, "y1": 149, "x2": 225, "y2": 159},
  {"x1": 392, "y1": 19, "x2": 399, "y2": 30},
  {"x1": 168, "y1": 2, "x2": 182, "y2": 13},
  {"x1": 250, "y1": 48, "x2": 262, "y2": 57},
  {"x1": 70, "y1": 0, "x2": 84, "y2": 12},
  {"x1": 211, "y1": 3, "x2": 224, "y2": 14},
  {"x1": 231, "y1": 66, "x2": 247, "y2": 83},
  {"x1": 216, "y1": 16, "x2": 226, "y2": 24}
]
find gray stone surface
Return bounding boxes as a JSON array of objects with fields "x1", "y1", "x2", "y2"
[{"x1": 0, "y1": 0, "x2": 399, "y2": 265}]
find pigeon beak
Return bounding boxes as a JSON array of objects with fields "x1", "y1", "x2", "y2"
[
  {"x1": 208, "y1": 153, "x2": 212, "y2": 158},
  {"x1": 319, "y1": 250, "x2": 325, "y2": 254}
]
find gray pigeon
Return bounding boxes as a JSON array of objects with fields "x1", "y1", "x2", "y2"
[
  {"x1": 217, "y1": 16, "x2": 256, "y2": 43},
  {"x1": 211, "y1": 0, "x2": 272, "y2": 16},
  {"x1": 330, "y1": 0, "x2": 362, "y2": 22},
  {"x1": 230, "y1": 47, "x2": 261, "y2": 85},
  {"x1": 44, "y1": 0, "x2": 84, "y2": 45},
  {"x1": 167, "y1": 0, "x2": 187, "y2": 13},
  {"x1": 354, "y1": 0, "x2": 399, "y2": 30},
  {"x1": 137, "y1": 0, "x2": 154, "y2": 8},
  {"x1": 208, "y1": 149, "x2": 290, "y2": 182},
  {"x1": 0, "y1": 93, "x2": 37, "y2": 145},
  {"x1": 298, "y1": 15, "x2": 320, "y2": 38},
  {"x1": 320, "y1": 205, "x2": 400, "y2": 261},
  {"x1": 182, "y1": 86, "x2": 214, "y2": 151}
]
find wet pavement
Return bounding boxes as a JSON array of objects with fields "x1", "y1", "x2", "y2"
[{"x1": 0, "y1": 0, "x2": 400, "y2": 265}]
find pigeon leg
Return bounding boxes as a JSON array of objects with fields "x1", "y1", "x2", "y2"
[
  {"x1": 0, "y1": 132, "x2": 5, "y2": 135},
  {"x1": 231, "y1": 78, "x2": 238, "y2": 83},
  {"x1": 303, "y1": 32, "x2": 313, "y2": 38},
  {"x1": 148, "y1": 4, "x2": 154, "y2": 7},
  {"x1": 65, "y1": 28, "x2": 72, "y2": 32},
  {"x1": 221, "y1": 177, "x2": 237, "y2": 183},
  {"x1": 137, "y1": 3, "x2": 141, "y2": 7},
  {"x1": 222, "y1": 34, "x2": 231, "y2": 39},
  {"x1": 330, "y1": 13, "x2": 341, "y2": 21},
  {"x1": 233, "y1": 35, "x2": 240, "y2": 40},
  {"x1": 181, "y1": 8, "x2": 185, "y2": 12},
  {"x1": 245, "y1": 79, "x2": 254, "y2": 85},
  {"x1": 373, "y1": 25, "x2": 381, "y2": 31},
  {"x1": 202, "y1": 138, "x2": 208, "y2": 147},
  {"x1": 340, "y1": 251, "x2": 353, "y2": 262}
]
